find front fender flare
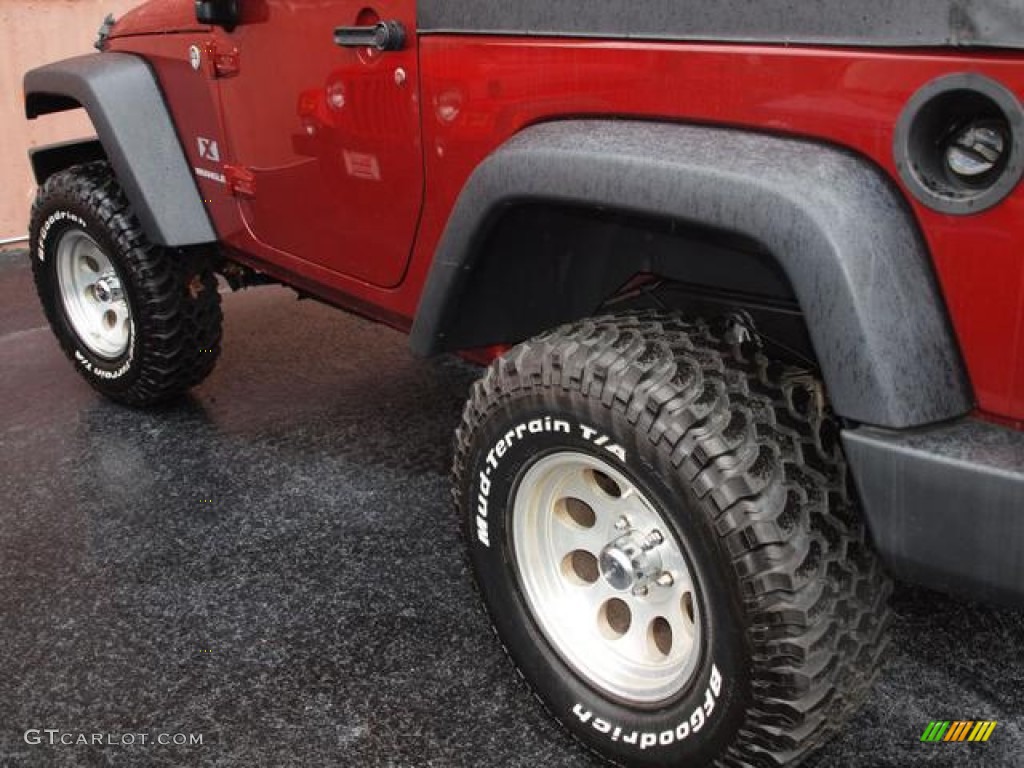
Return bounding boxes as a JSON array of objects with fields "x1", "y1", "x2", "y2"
[
  {"x1": 25, "y1": 53, "x2": 215, "y2": 247},
  {"x1": 411, "y1": 120, "x2": 972, "y2": 429}
]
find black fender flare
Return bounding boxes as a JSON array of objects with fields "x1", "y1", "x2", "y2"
[
  {"x1": 25, "y1": 53, "x2": 215, "y2": 247},
  {"x1": 410, "y1": 120, "x2": 973, "y2": 429}
]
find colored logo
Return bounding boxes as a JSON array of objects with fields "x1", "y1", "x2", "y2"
[{"x1": 921, "y1": 721, "x2": 997, "y2": 743}]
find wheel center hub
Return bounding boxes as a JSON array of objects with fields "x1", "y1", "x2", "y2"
[
  {"x1": 599, "y1": 531, "x2": 664, "y2": 592},
  {"x1": 94, "y1": 273, "x2": 122, "y2": 304}
]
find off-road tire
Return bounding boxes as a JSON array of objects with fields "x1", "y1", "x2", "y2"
[
  {"x1": 29, "y1": 162, "x2": 222, "y2": 406},
  {"x1": 454, "y1": 312, "x2": 892, "y2": 767}
]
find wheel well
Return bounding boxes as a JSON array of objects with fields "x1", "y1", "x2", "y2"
[
  {"x1": 30, "y1": 139, "x2": 108, "y2": 185},
  {"x1": 443, "y1": 202, "x2": 817, "y2": 368},
  {"x1": 25, "y1": 91, "x2": 83, "y2": 119},
  {"x1": 25, "y1": 93, "x2": 109, "y2": 184},
  {"x1": 413, "y1": 119, "x2": 971, "y2": 427}
]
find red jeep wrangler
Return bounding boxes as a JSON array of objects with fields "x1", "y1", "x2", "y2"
[{"x1": 23, "y1": 2, "x2": 1024, "y2": 765}]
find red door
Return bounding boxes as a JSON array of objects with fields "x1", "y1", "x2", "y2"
[{"x1": 212, "y1": 1, "x2": 422, "y2": 288}]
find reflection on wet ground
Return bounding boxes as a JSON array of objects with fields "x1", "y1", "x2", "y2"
[{"x1": 0, "y1": 250, "x2": 1020, "y2": 767}]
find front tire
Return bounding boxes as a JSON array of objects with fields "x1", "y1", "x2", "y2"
[
  {"x1": 29, "y1": 163, "x2": 222, "y2": 406},
  {"x1": 454, "y1": 313, "x2": 892, "y2": 767}
]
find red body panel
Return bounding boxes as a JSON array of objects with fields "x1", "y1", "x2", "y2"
[
  {"x1": 113, "y1": 0, "x2": 207, "y2": 36},
  {"x1": 110, "y1": 23, "x2": 1024, "y2": 421},
  {"x1": 210, "y1": 1, "x2": 422, "y2": 288}
]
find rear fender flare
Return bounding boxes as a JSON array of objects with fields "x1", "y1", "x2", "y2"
[{"x1": 411, "y1": 120, "x2": 973, "y2": 429}]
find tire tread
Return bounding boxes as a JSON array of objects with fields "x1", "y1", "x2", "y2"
[
  {"x1": 29, "y1": 162, "x2": 222, "y2": 406},
  {"x1": 453, "y1": 311, "x2": 892, "y2": 768}
]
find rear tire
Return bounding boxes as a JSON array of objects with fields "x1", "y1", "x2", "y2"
[
  {"x1": 29, "y1": 162, "x2": 222, "y2": 406},
  {"x1": 454, "y1": 312, "x2": 892, "y2": 767}
]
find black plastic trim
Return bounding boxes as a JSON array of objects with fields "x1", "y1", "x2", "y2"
[
  {"x1": 411, "y1": 120, "x2": 972, "y2": 429},
  {"x1": 24, "y1": 53, "x2": 216, "y2": 247},
  {"x1": 418, "y1": 0, "x2": 1024, "y2": 50},
  {"x1": 844, "y1": 419, "x2": 1024, "y2": 607}
]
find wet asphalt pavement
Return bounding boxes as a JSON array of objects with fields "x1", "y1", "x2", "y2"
[{"x1": 0, "y1": 248, "x2": 1022, "y2": 768}]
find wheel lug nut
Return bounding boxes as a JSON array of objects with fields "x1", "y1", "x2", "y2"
[
  {"x1": 614, "y1": 516, "x2": 630, "y2": 531},
  {"x1": 656, "y1": 572, "x2": 675, "y2": 588},
  {"x1": 632, "y1": 585, "x2": 649, "y2": 598},
  {"x1": 641, "y1": 530, "x2": 664, "y2": 551}
]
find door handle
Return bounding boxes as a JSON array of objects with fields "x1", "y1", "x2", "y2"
[{"x1": 334, "y1": 20, "x2": 407, "y2": 51}]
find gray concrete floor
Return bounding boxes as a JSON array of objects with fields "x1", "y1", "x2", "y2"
[{"x1": 0, "y1": 248, "x2": 1021, "y2": 767}]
